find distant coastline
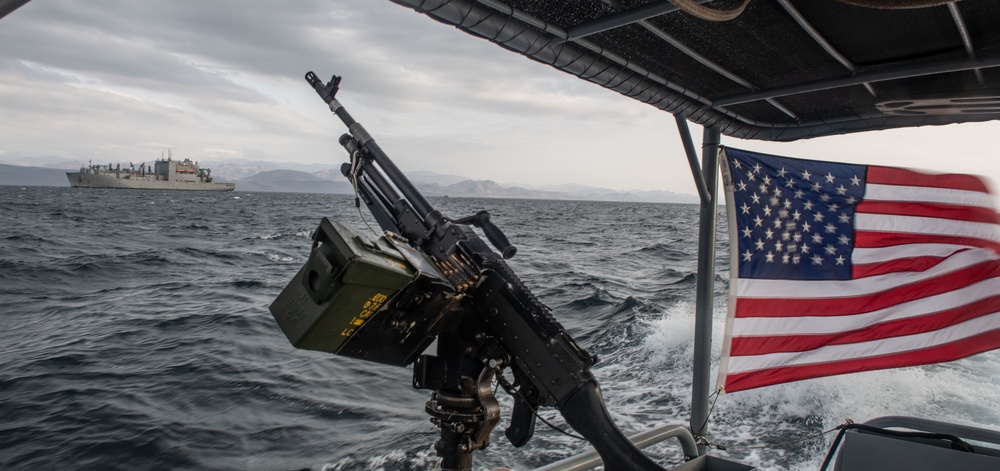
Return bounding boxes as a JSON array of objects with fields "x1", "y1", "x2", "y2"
[{"x1": 0, "y1": 162, "x2": 697, "y2": 204}]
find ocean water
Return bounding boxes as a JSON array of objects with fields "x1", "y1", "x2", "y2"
[{"x1": 2, "y1": 186, "x2": 999, "y2": 471}]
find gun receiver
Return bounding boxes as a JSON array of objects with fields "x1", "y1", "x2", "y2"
[{"x1": 270, "y1": 71, "x2": 667, "y2": 470}]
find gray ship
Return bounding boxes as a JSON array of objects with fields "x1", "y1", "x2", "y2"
[{"x1": 66, "y1": 151, "x2": 235, "y2": 191}]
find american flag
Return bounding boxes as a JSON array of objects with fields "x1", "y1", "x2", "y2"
[{"x1": 717, "y1": 147, "x2": 1000, "y2": 393}]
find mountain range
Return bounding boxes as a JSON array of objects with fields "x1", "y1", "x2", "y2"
[{"x1": 0, "y1": 158, "x2": 697, "y2": 204}]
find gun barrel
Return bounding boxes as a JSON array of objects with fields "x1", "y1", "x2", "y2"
[
  {"x1": 361, "y1": 139, "x2": 435, "y2": 220},
  {"x1": 308, "y1": 72, "x2": 436, "y2": 222}
]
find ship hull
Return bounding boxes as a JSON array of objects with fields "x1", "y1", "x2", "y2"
[{"x1": 66, "y1": 172, "x2": 236, "y2": 191}]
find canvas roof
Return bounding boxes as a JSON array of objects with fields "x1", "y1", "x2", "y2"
[{"x1": 389, "y1": 0, "x2": 1000, "y2": 141}]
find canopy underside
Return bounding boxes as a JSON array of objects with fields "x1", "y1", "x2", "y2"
[{"x1": 390, "y1": 0, "x2": 1000, "y2": 141}]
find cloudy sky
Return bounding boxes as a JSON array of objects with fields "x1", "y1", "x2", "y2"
[{"x1": 2, "y1": 0, "x2": 998, "y2": 194}]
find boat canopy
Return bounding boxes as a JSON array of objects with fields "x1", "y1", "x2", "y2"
[{"x1": 389, "y1": 0, "x2": 1000, "y2": 141}]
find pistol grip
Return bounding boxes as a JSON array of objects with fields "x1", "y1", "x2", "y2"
[{"x1": 505, "y1": 394, "x2": 537, "y2": 447}]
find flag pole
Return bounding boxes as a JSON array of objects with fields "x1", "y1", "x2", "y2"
[{"x1": 689, "y1": 124, "x2": 721, "y2": 454}]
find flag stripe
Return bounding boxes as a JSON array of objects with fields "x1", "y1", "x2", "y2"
[
  {"x1": 868, "y1": 166, "x2": 991, "y2": 193},
  {"x1": 730, "y1": 296, "x2": 1000, "y2": 355},
  {"x1": 737, "y1": 258, "x2": 1000, "y2": 318},
  {"x1": 732, "y1": 278, "x2": 1000, "y2": 336},
  {"x1": 855, "y1": 201, "x2": 1000, "y2": 224},
  {"x1": 723, "y1": 329, "x2": 1000, "y2": 392},
  {"x1": 855, "y1": 213, "x2": 1000, "y2": 244},
  {"x1": 726, "y1": 311, "x2": 1000, "y2": 374},
  {"x1": 737, "y1": 248, "x2": 999, "y2": 300},
  {"x1": 854, "y1": 231, "x2": 1000, "y2": 253},
  {"x1": 864, "y1": 183, "x2": 994, "y2": 208},
  {"x1": 852, "y1": 243, "x2": 968, "y2": 264},
  {"x1": 852, "y1": 255, "x2": 950, "y2": 279}
]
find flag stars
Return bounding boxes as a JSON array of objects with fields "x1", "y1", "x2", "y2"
[{"x1": 731, "y1": 154, "x2": 860, "y2": 278}]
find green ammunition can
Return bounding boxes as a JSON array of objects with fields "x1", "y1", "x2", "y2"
[{"x1": 269, "y1": 217, "x2": 414, "y2": 355}]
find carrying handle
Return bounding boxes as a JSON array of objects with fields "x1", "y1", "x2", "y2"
[{"x1": 452, "y1": 211, "x2": 517, "y2": 259}]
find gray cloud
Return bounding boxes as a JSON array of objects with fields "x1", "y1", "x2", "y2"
[{"x1": 1, "y1": 1, "x2": 992, "y2": 193}]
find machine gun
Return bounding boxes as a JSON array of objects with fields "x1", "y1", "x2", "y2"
[{"x1": 269, "y1": 72, "x2": 667, "y2": 470}]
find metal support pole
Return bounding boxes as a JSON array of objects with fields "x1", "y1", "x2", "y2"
[
  {"x1": 674, "y1": 114, "x2": 710, "y2": 205},
  {"x1": 689, "y1": 126, "x2": 720, "y2": 454}
]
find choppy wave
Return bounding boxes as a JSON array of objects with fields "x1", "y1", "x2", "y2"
[{"x1": 2, "y1": 186, "x2": 999, "y2": 471}]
